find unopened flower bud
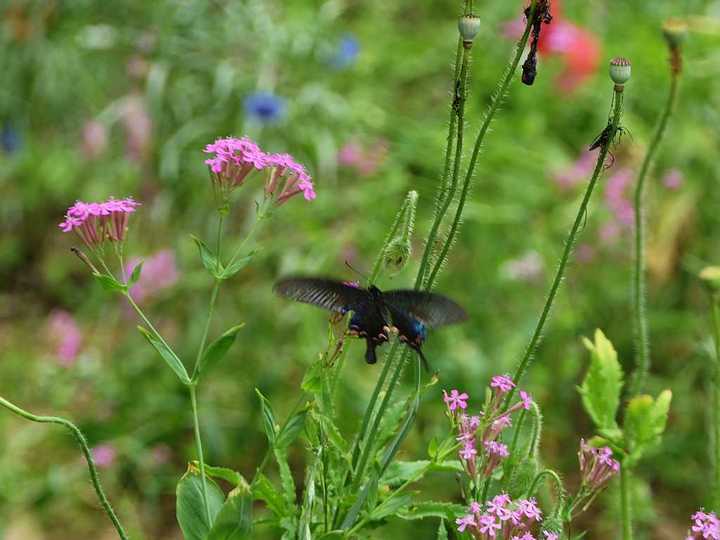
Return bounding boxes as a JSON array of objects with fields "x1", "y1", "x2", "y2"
[
  {"x1": 662, "y1": 18, "x2": 688, "y2": 49},
  {"x1": 609, "y1": 57, "x2": 632, "y2": 85},
  {"x1": 383, "y1": 237, "x2": 412, "y2": 274},
  {"x1": 458, "y1": 15, "x2": 481, "y2": 48}
]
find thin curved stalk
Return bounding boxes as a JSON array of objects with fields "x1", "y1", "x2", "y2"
[
  {"x1": 629, "y1": 71, "x2": 680, "y2": 396},
  {"x1": 0, "y1": 396, "x2": 129, "y2": 540},
  {"x1": 507, "y1": 89, "x2": 625, "y2": 401}
]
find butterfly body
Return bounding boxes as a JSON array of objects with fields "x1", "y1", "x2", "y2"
[{"x1": 274, "y1": 277, "x2": 467, "y2": 368}]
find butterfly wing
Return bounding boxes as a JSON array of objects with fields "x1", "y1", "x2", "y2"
[
  {"x1": 274, "y1": 277, "x2": 369, "y2": 314},
  {"x1": 382, "y1": 290, "x2": 467, "y2": 329}
]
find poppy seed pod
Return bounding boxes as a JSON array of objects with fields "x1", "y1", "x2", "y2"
[
  {"x1": 609, "y1": 57, "x2": 631, "y2": 85},
  {"x1": 458, "y1": 15, "x2": 481, "y2": 48}
]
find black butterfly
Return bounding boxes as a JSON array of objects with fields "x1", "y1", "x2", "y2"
[{"x1": 274, "y1": 277, "x2": 467, "y2": 369}]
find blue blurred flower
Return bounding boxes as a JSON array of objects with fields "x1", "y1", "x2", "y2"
[
  {"x1": 243, "y1": 92, "x2": 286, "y2": 123},
  {"x1": 1, "y1": 121, "x2": 21, "y2": 153},
  {"x1": 330, "y1": 33, "x2": 360, "y2": 69}
]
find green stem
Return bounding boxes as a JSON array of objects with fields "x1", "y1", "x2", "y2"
[
  {"x1": 507, "y1": 87, "x2": 625, "y2": 401},
  {"x1": 0, "y1": 396, "x2": 129, "y2": 540},
  {"x1": 526, "y1": 469, "x2": 564, "y2": 502},
  {"x1": 190, "y1": 385, "x2": 212, "y2": 525},
  {"x1": 620, "y1": 464, "x2": 633, "y2": 540},
  {"x1": 711, "y1": 296, "x2": 720, "y2": 506},
  {"x1": 418, "y1": 44, "x2": 470, "y2": 288},
  {"x1": 629, "y1": 70, "x2": 680, "y2": 396},
  {"x1": 425, "y1": 0, "x2": 538, "y2": 289}
]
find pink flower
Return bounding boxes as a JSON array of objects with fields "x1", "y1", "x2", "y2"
[
  {"x1": 604, "y1": 168, "x2": 635, "y2": 228},
  {"x1": 485, "y1": 440, "x2": 509, "y2": 458},
  {"x1": 520, "y1": 390, "x2": 533, "y2": 410},
  {"x1": 478, "y1": 514, "x2": 501, "y2": 537},
  {"x1": 443, "y1": 389, "x2": 469, "y2": 411},
  {"x1": 459, "y1": 441, "x2": 477, "y2": 461},
  {"x1": 204, "y1": 136, "x2": 268, "y2": 191},
  {"x1": 266, "y1": 152, "x2": 317, "y2": 204},
  {"x1": 92, "y1": 444, "x2": 117, "y2": 469},
  {"x1": 59, "y1": 197, "x2": 140, "y2": 248},
  {"x1": 121, "y1": 93, "x2": 152, "y2": 162},
  {"x1": 81, "y1": 120, "x2": 108, "y2": 159},
  {"x1": 686, "y1": 509, "x2": 720, "y2": 539},
  {"x1": 578, "y1": 439, "x2": 620, "y2": 490},
  {"x1": 663, "y1": 168, "x2": 684, "y2": 190},
  {"x1": 126, "y1": 249, "x2": 179, "y2": 303},
  {"x1": 456, "y1": 514, "x2": 476, "y2": 533},
  {"x1": 490, "y1": 375, "x2": 515, "y2": 394},
  {"x1": 47, "y1": 310, "x2": 83, "y2": 366},
  {"x1": 544, "y1": 532, "x2": 559, "y2": 540},
  {"x1": 338, "y1": 138, "x2": 388, "y2": 176},
  {"x1": 518, "y1": 498, "x2": 542, "y2": 522}
]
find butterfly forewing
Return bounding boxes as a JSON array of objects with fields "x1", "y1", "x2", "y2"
[
  {"x1": 382, "y1": 290, "x2": 467, "y2": 328},
  {"x1": 273, "y1": 277, "x2": 368, "y2": 314}
]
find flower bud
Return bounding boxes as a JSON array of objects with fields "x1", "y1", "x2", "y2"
[
  {"x1": 458, "y1": 14, "x2": 481, "y2": 48},
  {"x1": 383, "y1": 237, "x2": 412, "y2": 274},
  {"x1": 662, "y1": 18, "x2": 688, "y2": 49},
  {"x1": 609, "y1": 57, "x2": 632, "y2": 85}
]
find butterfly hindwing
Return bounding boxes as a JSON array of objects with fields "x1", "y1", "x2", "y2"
[{"x1": 382, "y1": 290, "x2": 468, "y2": 328}]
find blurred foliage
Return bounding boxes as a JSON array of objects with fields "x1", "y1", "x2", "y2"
[{"x1": 1, "y1": 0, "x2": 719, "y2": 538}]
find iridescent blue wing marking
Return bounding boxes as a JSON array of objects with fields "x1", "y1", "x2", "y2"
[{"x1": 274, "y1": 277, "x2": 368, "y2": 314}]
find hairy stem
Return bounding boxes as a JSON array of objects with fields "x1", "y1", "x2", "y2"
[
  {"x1": 628, "y1": 66, "x2": 680, "y2": 396},
  {"x1": 507, "y1": 88, "x2": 625, "y2": 401},
  {"x1": 620, "y1": 464, "x2": 633, "y2": 540},
  {"x1": 0, "y1": 396, "x2": 129, "y2": 540},
  {"x1": 425, "y1": 0, "x2": 538, "y2": 289}
]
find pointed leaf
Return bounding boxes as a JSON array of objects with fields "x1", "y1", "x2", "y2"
[
  {"x1": 369, "y1": 493, "x2": 413, "y2": 521},
  {"x1": 137, "y1": 326, "x2": 190, "y2": 384},
  {"x1": 176, "y1": 467, "x2": 226, "y2": 540},
  {"x1": 252, "y1": 473, "x2": 287, "y2": 518},
  {"x1": 192, "y1": 462, "x2": 245, "y2": 487},
  {"x1": 381, "y1": 460, "x2": 430, "y2": 487},
  {"x1": 274, "y1": 448, "x2": 297, "y2": 507},
  {"x1": 192, "y1": 234, "x2": 221, "y2": 277},
  {"x1": 625, "y1": 390, "x2": 672, "y2": 461},
  {"x1": 207, "y1": 479, "x2": 253, "y2": 540},
  {"x1": 579, "y1": 329, "x2": 623, "y2": 431},
  {"x1": 219, "y1": 251, "x2": 256, "y2": 280},
  {"x1": 437, "y1": 519, "x2": 449, "y2": 540},
  {"x1": 275, "y1": 407, "x2": 308, "y2": 451},
  {"x1": 255, "y1": 388, "x2": 278, "y2": 445},
  {"x1": 93, "y1": 272, "x2": 128, "y2": 293},
  {"x1": 396, "y1": 501, "x2": 467, "y2": 521},
  {"x1": 128, "y1": 260, "x2": 144, "y2": 286},
  {"x1": 194, "y1": 324, "x2": 245, "y2": 382}
]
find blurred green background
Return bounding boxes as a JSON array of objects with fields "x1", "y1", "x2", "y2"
[{"x1": 1, "y1": 0, "x2": 719, "y2": 538}]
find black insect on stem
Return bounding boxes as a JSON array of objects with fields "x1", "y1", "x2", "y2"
[{"x1": 521, "y1": 0, "x2": 552, "y2": 86}]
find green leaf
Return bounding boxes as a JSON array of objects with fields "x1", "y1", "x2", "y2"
[
  {"x1": 137, "y1": 326, "x2": 190, "y2": 384},
  {"x1": 381, "y1": 460, "x2": 430, "y2": 487},
  {"x1": 396, "y1": 501, "x2": 466, "y2": 521},
  {"x1": 93, "y1": 272, "x2": 127, "y2": 293},
  {"x1": 255, "y1": 388, "x2": 278, "y2": 445},
  {"x1": 437, "y1": 519, "x2": 449, "y2": 540},
  {"x1": 311, "y1": 411, "x2": 348, "y2": 455},
  {"x1": 192, "y1": 234, "x2": 221, "y2": 277},
  {"x1": 579, "y1": 329, "x2": 624, "y2": 431},
  {"x1": 192, "y1": 462, "x2": 245, "y2": 487},
  {"x1": 301, "y1": 361, "x2": 324, "y2": 394},
  {"x1": 176, "y1": 467, "x2": 226, "y2": 540},
  {"x1": 128, "y1": 260, "x2": 144, "y2": 286},
  {"x1": 207, "y1": 479, "x2": 253, "y2": 540},
  {"x1": 252, "y1": 473, "x2": 287, "y2": 518},
  {"x1": 274, "y1": 448, "x2": 297, "y2": 507},
  {"x1": 275, "y1": 407, "x2": 308, "y2": 451},
  {"x1": 625, "y1": 390, "x2": 672, "y2": 461},
  {"x1": 194, "y1": 324, "x2": 245, "y2": 382},
  {"x1": 219, "y1": 251, "x2": 256, "y2": 280},
  {"x1": 369, "y1": 493, "x2": 413, "y2": 521}
]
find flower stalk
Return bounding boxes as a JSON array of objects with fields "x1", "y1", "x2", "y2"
[{"x1": 0, "y1": 396, "x2": 129, "y2": 540}]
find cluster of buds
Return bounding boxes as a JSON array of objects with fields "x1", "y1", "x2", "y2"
[
  {"x1": 578, "y1": 439, "x2": 620, "y2": 491},
  {"x1": 455, "y1": 493, "x2": 557, "y2": 540},
  {"x1": 59, "y1": 197, "x2": 140, "y2": 250},
  {"x1": 686, "y1": 510, "x2": 720, "y2": 540},
  {"x1": 443, "y1": 375, "x2": 533, "y2": 480},
  {"x1": 203, "y1": 136, "x2": 316, "y2": 206}
]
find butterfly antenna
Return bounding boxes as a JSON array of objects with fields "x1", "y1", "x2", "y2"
[{"x1": 344, "y1": 260, "x2": 370, "y2": 282}]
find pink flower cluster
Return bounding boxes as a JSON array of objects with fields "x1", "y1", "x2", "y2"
[
  {"x1": 578, "y1": 439, "x2": 620, "y2": 491},
  {"x1": 59, "y1": 197, "x2": 140, "y2": 248},
  {"x1": 686, "y1": 510, "x2": 720, "y2": 539},
  {"x1": 203, "y1": 136, "x2": 316, "y2": 203},
  {"x1": 455, "y1": 494, "x2": 556, "y2": 539},
  {"x1": 125, "y1": 249, "x2": 179, "y2": 303},
  {"x1": 444, "y1": 376, "x2": 533, "y2": 479},
  {"x1": 337, "y1": 138, "x2": 388, "y2": 176}
]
